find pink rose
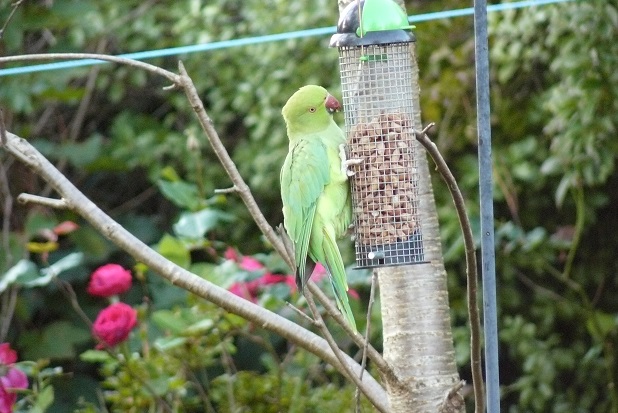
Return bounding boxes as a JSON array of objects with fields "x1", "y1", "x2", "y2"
[
  {"x1": 228, "y1": 282, "x2": 257, "y2": 302},
  {"x1": 239, "y1": 256, "x2": 264, "y2": 272},
  {"x1": 223, "y1": 247, "x2": 239, "y2": 262},
  {"x1": 92, "y1": 303, "x2": 138, "y2": 348},
  {"x1": 223, "y1": 248, "x2": 264, "y2": 272},
  {"x1": 224, "y1": 248, "x2": 299, "y2": 301},
  {"x1": 0, "y1": 343, "x2": 28, "y2": 413},
  {"x1": 87, "y1": 264, "x2": 132, "y2": 297},
  {"x1": 229, "y1": 272, "x2": 297, "y2": 302},
  {"x1": 0, "y1": 344, "x2": 17, "y2": 365},
  {"x1": 259, "y1": 273, "x2": 296, "y2": 290}
]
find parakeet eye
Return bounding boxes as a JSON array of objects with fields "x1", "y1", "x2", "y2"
[{"x1": 309, "y1": 107, "x2": 316, "y2": 113}]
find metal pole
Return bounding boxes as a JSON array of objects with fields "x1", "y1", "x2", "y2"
[{"x1": 473, "y1": 0, "x2": 500, "y2": 412}]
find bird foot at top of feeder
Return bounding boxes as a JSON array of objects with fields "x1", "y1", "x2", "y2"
[{"x1": 339, "y1": 144, "x2": 364, "y2": 177}]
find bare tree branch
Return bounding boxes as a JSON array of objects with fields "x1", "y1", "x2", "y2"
[
  {"x1": 305, "y1": 290, "x2": 387, "y2": 413},
  {"x1": 2, "y1": 131, "x2": 388, "y2": 411},
  {"x1": 0, "y1": 51, "x2": 392, "y2": 408},
  {"x1": 177, "y1": 61, "x2": 393, "y2": 377},
  {"x1": 0, "y1": 51, "x2": 365, "y2": 338},
  {"x1": 176, "y1": 61, "x2": 294, "y2": 269},
  {"x1": 307, "y1": 281, "x2": 397, "y2": 383},
  {"x1": 0, "y1": 109, "x2": 7, "y2": 146},
  {"x1": 415, "y1": 124, "x2": 484, "y2": 413},
  {"x1": 17, "y1": 193, "x2": 68, "y2": 209},
  {"x1": 0, "y1": 54, "x2": 179, "y2": 84},
  {"x1": 356, "y1": 269, "x2": 378, "y2": 412}
]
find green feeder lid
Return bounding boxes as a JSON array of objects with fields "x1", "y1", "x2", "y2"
[{"x1": 330, "y1": 0, "x2": 415, "y2": 47}]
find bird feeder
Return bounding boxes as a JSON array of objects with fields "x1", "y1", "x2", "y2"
[{"x1": 330, "y1": 0, "x2": 425, "y2": 268}]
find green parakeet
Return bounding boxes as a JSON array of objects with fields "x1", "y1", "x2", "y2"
[{"x1": 280, "y1": 85, "x2": 356, "y2": 331}]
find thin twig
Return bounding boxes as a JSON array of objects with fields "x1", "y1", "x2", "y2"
[
  {"x1": 53, "y1": 278, "x2": 93, "y2": 328},
  {"x1": 415, "y1": 123, "x2": 484, "y2": 413},
  {"x1": 307, "y1": 282, "x2": 396, "y2": 383},
  {"x1": 17, "y1": 193, "x2": 69, "y2": 209},
  {"x1": 108, "y1": 186, "x2": 157, "y2": 216},
  {"x1": 220, "y1": 340, "x2": 237, "y2": 412},
  {"x1": 176, "y1": 61, "x2": 292, "y2": 270},
  {"x1": 0, "y1": 0, "x2": 25, "y2": 39},
  {"x1": 213, "y1": 186, "x2": 239, "y2": 194},
  {"x1": 439, "y1": 380, "x2": 466, "y2": 413},
  {"x1": 0, "y1": 288, "x2": 17, "y2": 342},
  {"x1": 0, "y1": 109, "x2": 7, "y2": 146},
  {"x1": 177, "y1": 61, "x2": 375, "y2": 350},
  {"x1": 0, "y1": 53, "x2": 180, "y2": 84},
  {"x1": 355, "y1": 270, "x2": 378, "y2": 412},
  {"x1": 71, "y1": 39, "x2": 108, "y2": 141},
  {"x1": 305, "y1": 290, "x2": 387, "y2": 413},
  {"x1": 0, "y1": 155, "x2": 13, "y2": 267},
  {"x1": 184, "y1": 362, "x2": 217, "y2": 413},
  {"x1": 285, "y1": 301, "x2": 317, "y2": 325},
  {"x1": 562, "y1": 185, "x2": 585, "y2": 279},
  {"x1": 0, "y1": 151, "x2": 16, "y2": 342}
]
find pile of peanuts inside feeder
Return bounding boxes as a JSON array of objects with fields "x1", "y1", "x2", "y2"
[{"x1": 347, "y1": 112, "x2": 419, "y2": 248}]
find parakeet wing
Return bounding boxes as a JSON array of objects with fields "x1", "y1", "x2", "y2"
[{"x1": 281, "y1": 137, "x2": 330, "y2": 288}]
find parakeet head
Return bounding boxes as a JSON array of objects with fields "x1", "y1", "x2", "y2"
[{"x1": 282, "y1": 85, "x2": 340, "y2": 135}]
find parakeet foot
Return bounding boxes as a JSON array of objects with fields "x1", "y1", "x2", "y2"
[{"x1": 339, "y1": 144, "x2": 363, "y2": 177}]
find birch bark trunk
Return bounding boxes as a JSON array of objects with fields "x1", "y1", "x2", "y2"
[{"x1": 335, "y1": 1, "x2": 463, "y2": 411}]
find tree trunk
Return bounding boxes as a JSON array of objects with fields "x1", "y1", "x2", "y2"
[
  {"x1": 336, "y1": 1, "x2": 463, "y2": 411},
  {"x1": 377, "y1": 42, "x2": 462, "y2": 413}
]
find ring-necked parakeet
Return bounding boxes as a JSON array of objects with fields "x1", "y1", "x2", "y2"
[{"x1": 280, "y1": 85, "x2": 356, "y2": 331}]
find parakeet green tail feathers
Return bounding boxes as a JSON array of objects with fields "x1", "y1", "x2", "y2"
[
  {"x1": 322, "y1": 228, "x2": 357, "y2": 332},
  {"x1": 294, "y1": 210, "x2": 316, "y2": 292}
]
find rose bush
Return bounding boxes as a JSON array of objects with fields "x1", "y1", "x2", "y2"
[
  {"x1": 91, "y1": 303, "x2": 138, "y2": 348},
  {"x1": 86, "y1": 264, "x2": 133, "y2": 297},
  {"x1": 0, "y1": 343, "x2": 28, "y2": 413},
  {"x1": 224, "y1": 248, "x2": 359, "y2": 302},
  {"x1": 225, "y1": 248, "x2": 295, "y2": 301}
]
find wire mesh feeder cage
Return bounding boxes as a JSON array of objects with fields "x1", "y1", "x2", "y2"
[{"x1": 331, "y1": 0, "x2": 425, "y2": 268}]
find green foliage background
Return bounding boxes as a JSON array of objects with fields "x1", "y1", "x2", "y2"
[{"x1": 1, "y1": 0, "x2": 617, "y2": 411}]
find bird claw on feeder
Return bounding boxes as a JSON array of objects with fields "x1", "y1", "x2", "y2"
[{"x1": 339, "y1": 144, "x2": 364, "y2": 177}]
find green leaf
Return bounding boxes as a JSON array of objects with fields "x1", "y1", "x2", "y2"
[
  {"x1": 156, "y1": 234, "x2": 191, "y2": 268},
  {"x1": 32, "y1": 135, "x2": 103, "y2": 167},
  {"x1": 0, "y1": 259, "x2": 38, "y2": 293},
  {"x1": 153, "y1": 336, "x2": 188, "y2": 351},
  {"x1": 80, "y1": 350, "x2": 113, "y2": 364},
  {"x1": 156, "y1": 179, "x2": 202, "y2": 210},
  {"x1": 184, "y1": 319, "x2": 215, "y2": 335},
  {"x1": 586, "y1": 311, "x2": 617, "y2": 340},
  {"x1": 63, "y1": 135, "x2": 104, "y2": 167},
  {"x1": 70, "y1": 226, "x2": 113, "y2": 262},
  {"x1": 173, "y1": 208, "x2": 234, "y2": 239},
  {"x1": 24, "y1": 211, "x2": 57, "y2": 239},
  {"x1": 555, "y1": 174, "x2": 574, "y2": 207},
  {"x1": 159, "y1": 166, "x2": 181, "y2": 182},
  {"x1": 31, "y1": 384, "x2": 54, "y2": 413},
  {"x1": 151, "y1": 309, "x2": 190, "y2": 334},
  {"x1": 19, "y1": 321, "x2": 91, "y2": 360},
  {"x1": 25, "y1": 252, "x2": 84, "y2": 288}
]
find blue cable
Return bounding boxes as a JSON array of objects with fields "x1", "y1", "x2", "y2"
[{"x1": 0, "y1": 0, "x2": 573, "y2": 77}]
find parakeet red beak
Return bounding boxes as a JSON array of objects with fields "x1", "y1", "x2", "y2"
[{"x1": 325, "y1": 94, "x2": 341, "y2": 114}]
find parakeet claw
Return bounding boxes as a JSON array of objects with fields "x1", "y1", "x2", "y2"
[{"x1": 339, "y1": 144, "x2": 363, "y2": 177}]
